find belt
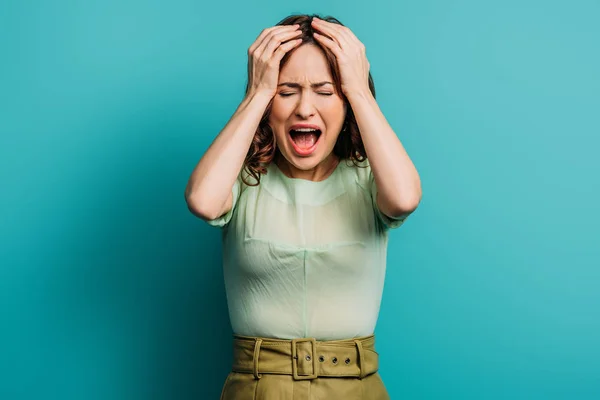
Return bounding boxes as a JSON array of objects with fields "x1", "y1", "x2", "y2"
[{"x1": 231, "y1": 334, "x2": 379, "y2": 381}]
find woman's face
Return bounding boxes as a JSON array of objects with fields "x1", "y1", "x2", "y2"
[{"x1": 269, "y1": 43, "x2": 346, "y2": 173}]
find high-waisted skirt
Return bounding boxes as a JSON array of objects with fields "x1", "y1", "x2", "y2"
[{"x1": 219, "y1": 334, "x2": 390, "y2": 400}]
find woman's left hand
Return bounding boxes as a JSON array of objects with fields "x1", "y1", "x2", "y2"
[{"x1": 311, "y1": 17, "x2": 371, "y2": 98}]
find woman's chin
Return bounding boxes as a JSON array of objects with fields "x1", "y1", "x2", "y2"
[
  {"x1": 277, "y1": 145, "x2": 336, "y2": 173},
  {"x1": 282, "y1": 155, "x2": 317, "y2": 171}
]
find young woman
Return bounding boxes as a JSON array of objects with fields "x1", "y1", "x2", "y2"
[{"x1": 185, "y1": 13, "x2": 421, "y2": 400}]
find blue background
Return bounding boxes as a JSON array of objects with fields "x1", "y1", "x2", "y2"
[{"x1": 1, "y1": 0, "x2": 599, "y2": 398}]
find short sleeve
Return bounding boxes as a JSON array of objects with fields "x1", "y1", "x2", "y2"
[
  {"x1": 205, "y1": 174, "x2": 243, "y2": 228},
  {"x1": 368, "y1": 166, "x2": 408, "y2": 230}
]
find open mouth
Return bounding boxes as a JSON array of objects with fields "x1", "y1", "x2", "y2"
[{"x1": 288, "y1": 128, "x2": 322, "y2": 156}]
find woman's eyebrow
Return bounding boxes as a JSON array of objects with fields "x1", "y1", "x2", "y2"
[{"x1": 277, "y1": 81, "x2": 333, "y2": 88}]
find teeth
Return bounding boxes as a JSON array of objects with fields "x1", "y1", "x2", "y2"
[{"x1": 291, "y1": 128, "x2": 319, "y2": 132}]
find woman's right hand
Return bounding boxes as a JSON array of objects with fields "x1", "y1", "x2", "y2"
[{"x1": 246, "y1": 25, "x2": 303, "y2": 99}]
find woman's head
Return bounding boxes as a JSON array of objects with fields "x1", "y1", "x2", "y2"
[{"x1": 243, "y1": 14, "x2": 376, "y2": 185}]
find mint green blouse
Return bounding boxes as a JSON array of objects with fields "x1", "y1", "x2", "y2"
[{"x1": 206, "y1": 159, "x2": 407, "y2": 340}]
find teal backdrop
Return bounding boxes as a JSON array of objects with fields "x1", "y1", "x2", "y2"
[{"x1": 1, "y1": 0, "x2": 599, "y2": 399}]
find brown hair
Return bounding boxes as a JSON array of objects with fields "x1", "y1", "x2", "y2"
[{"x1": 242, "y1": 14, "x2": 376, "y2": 186}]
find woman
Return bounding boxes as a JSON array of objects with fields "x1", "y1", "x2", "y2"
[{"x1": 185, "y1": 13, "x2": 421, "y2": 400}]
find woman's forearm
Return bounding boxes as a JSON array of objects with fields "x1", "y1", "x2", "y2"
[
  {"x1": 185, "y1": 91, "x2": 272, "y2": 220},
  {"x1": 348, "y1": 90, "x2": 422, "y2": 218}
]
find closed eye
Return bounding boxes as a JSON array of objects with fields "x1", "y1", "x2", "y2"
[{"x1": 279, "y1": 92, "x2": 334, "y2": 97}]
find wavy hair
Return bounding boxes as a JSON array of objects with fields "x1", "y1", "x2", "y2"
[{"x1": 242, "y1": 14, "x2": 376, "y2": 186}]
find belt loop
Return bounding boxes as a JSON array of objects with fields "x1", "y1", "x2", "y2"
[
  {"x1": 354, "y1": 339, "x2": 366, "y2": 379},
  {"x1": 253, "y1": 338, "x2": 263, "y2": 380}
]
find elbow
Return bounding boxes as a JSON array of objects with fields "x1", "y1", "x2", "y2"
[
  {"x1": 389, "y1": 203, "x2": 418, "y2": 220},
  {"x1": 389, "y1": 193, "x2": 422, "y2": 219},
  {"x1": 405, "y1": 192, "x2": 422, "y2": 213},
  {"x1": 184, "y1": 189, "x2": 220, "y2": 221},
  {"x1": 407, "y1": 192, "x2": 422, "y2": 212}
]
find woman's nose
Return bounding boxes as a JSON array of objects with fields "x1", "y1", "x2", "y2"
[{"x1": 294, "y1": 93, "x2": 316, "y2": 118}]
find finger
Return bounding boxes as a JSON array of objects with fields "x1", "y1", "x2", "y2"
[
  {"x1": 257, "y1": 28, "x2": 302, "y2": 60},
  {"x1": 249, "y1": 25, "x2": 299, "y2": 55},
  {"x1": 311, "y1": 19, "x2": 350, "y2": 49},
  {"x1": 249, "y1": 27, "x2": 279, "y2": 54},
  {"x1": 313, "y1": 19, "x2": 364, "y2": 51},
  {"x1": 250, "y1": 25, "x2": 299, "y2": 56},
  {"x1": 313, "y1": 32, "x2": 343, "y2": 59},
  {"x1": 253, "y1": 27, "x2": 301, "y2": 60},
  {"x1": 335, "y1": 25, "x2": 363, "y2": 49},
  {"x1": 272, "y1": 38, "x2": 303, "y2": 63}
]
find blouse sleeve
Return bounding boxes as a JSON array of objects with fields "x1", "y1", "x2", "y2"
[
  {"x1": 368, "y1": 165, "x2": 408, "y2": 230},
  {"x1": 205, "y1": 174, "x2": 243, "y2": 228}
]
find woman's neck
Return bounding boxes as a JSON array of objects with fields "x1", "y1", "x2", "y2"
[{"x1": 275, "y1": 152, "x2": 340, "y2": 182}]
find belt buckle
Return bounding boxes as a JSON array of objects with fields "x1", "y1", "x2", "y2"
[{"x1": 291, "y1": 337, "x2": 318, "y2": 380}]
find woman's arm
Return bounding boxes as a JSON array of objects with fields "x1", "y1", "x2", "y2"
[
  {"x1": 185, "y1": 25, "x2": 303, "y2": 221},
  {"x1": 311, "y1": 18, "x2": 421, "y2": 220},
  {"x1": 348, "y1": 90, "x2": 422, "y2": 219},
  {"x1": 184, "y1": 91, "x2": 271, "y2": 220}
]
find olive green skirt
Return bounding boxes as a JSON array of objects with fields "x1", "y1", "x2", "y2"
[{"x1": 219, "y1": 334, "x2": 390, "y2": 400}]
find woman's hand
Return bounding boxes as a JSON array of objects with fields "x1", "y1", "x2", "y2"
[
  {"x1": 246, "y1": 25, "x2": 303, "y2": 99},
  {"x1": 311, "y1": 18, "x2": 371, "y2": 98}
]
